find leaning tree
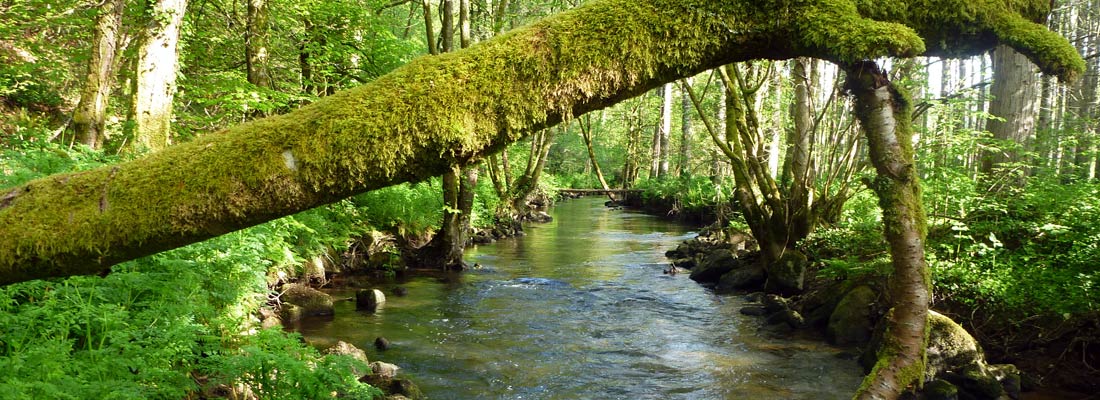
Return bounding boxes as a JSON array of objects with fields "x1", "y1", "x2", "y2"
[{"x1": 0, "y1": 0, "x2": 1082, "y2": 398}]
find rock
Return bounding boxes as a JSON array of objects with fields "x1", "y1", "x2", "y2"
[
  {"x1": 862, "y1": 310, "x2": 1020, "y2": 400},
  {"x1": 715, "y1": 263, "x2": 765, "y2": 292},
  {"x1": 988, "y1": 364, "x2": 1021, "y2": 399},
  {"x1": 526, "y1": 211, "x2": 553, "y2": 223},
  {"x1": 359, "y1": 375, "x2": 423, "y2": 400},
  {"x1": 392, "y1": 286, "x2": 409, "y2": 297},
  {"x1": 303, "y1": 255, "x2": 327, "y2": 285},
  {"x1": 280, "y1": 283, "x2": 335, "y2": 316},
  {"x1": 357, "y1": 289, "x2": 387, "y2": 311},
  {"x1": 761, "y1": 294, "x2": 789, "y2": 314},
  {"x1": 471, "y1": 230, "x2": 495, "y2": 244},
  {"x1": 826, "y1": 285, "x2": 877, "y2": 345},
  {"x1": 324, "y1": 341, "x2": 369, "y2": 376},
  {"x1": 922, "y1": 379, "x2": 959, "y2": 400},
  {"x1": 926, "y1": 310, "x2": 985, "y2": 377},
  {"x1": 689, "y1": 249, "x2": 738, "y2": 283},
  {"x1": 670, "y1": 257, "x2": 696, "y2": 270},
  {"x1": 743, "y1": 292, "x2": 765, "y2": 303},
  {"x1": 370, "y1": 361, "x2": 401, "y2": 379},
  {"x1": 765, "y1": 309, "x2": 806, "y2": 329},
  {"x1": 391, "y1": 378, "x2": 423, "y2": 399},
  {"x1": 375, "y1": 336, "x2": 391, "y2": 351},
  {"x1": 740, "y1": 306, "x2": 767, "y2": 316},
  {"x1": 764, "y1": 250, "x2": 808, "y2": 294},
  {"x1": 799, "y1": 281, "x2": 849, "y2": 328},
  {"x1": 279, "y1": 303, "x2": 303, "y2": 323}
]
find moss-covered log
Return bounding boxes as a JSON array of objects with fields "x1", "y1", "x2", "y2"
[{"x1": 0, "y1": 0, "x2": 1083, "y2": 285}]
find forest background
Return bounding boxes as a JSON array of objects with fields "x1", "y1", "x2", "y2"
[{"x1": 0, "y1": 0, "x2": 1098, "y2": 397}]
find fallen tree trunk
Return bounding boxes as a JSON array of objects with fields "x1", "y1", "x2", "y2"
[{"x1": 0, "y1": 0, "x2": 1082, "y2": 285}]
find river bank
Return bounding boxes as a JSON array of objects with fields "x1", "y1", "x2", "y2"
[{"x1": 619, "y1": 191, "x2": 1099, "y2": 399}]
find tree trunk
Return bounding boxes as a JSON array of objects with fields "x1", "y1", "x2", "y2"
[
  {"x1": 845, "y1": 60, "x2": 931, "y2": 400},
  {"x1": 127, "y1": 0, "x2": 187, "y2": 153},
  {"x1": 580, "y1": 115, "x2": 616, "y2": 202},
  {"x1": 246, "y1": 0, "x2": 273, "y2": 90},
  {"x1": 981, "y1": 45, "x2": 1038, "y2": 191},
  {"x1": 0, "y1": 0, "x2": 1082, "y2": 286},
  {"x1": 679, "y1": 78, "x2": 692, "y2": 176},
  {"x1": 421, "y1": 0, "x2": 437, "y2": 55},
  {"x1": 659, "y1": 82, "x2": 673, "y2": 178},
  {"x1": 441, "y1": 0, "x2": 455, "y2": 52},
  {"x1": 72, "y1": 0, "x2": 126, "y2": 149}
]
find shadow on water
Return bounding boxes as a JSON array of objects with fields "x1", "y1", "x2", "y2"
[{"x1": 290, "y1": 198, "x2": 863, "y2": 399}]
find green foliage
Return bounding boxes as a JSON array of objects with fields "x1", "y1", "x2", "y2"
[
  {"x1": 0, "y1": 130, "x2": 122, "y2": 189},
  {"x1": 354, "y1": 181, "x2": 445, "y2": 234},
  {"x1": 635, "y1": 175, "x2": 734, "y2": 217},
  {"x1": 0, "y1": 142, "x2": 381, "y2": 398},
  {"x1": 927, "y1": 180, "x2": 1100, "y2": 316}
]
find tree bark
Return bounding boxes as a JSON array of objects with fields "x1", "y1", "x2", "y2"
[
  {"x1": 844, "y1": 60, "x2": 931, "y2": 400},
  {"x1": 679, "y1": 78, "x2": 692, "y2": 176},
  {"x1": 127, "y1": 0, "x2": 187, "y2": 153},
  {"x1": 579, "y1": 115, "x2": 616, "y2": 202},
  {"x1": 658, "y1": 82, "x2": 673, "y2": 178},
  {"x1": 0, "y1": 0, "x2": 1082, "y2": 286},
  {"x1": 981, "y1": 45, "x2": 1038, "y2": 191},
  {"x1": 421, "y1": 0, "x2": 437, "y2": 55},
  {"x1": 72, "y1": 0, "x2": 126, "y2": 149},
  {"x1": 246, "y1": 0, "x2": 273, "y2": 90}
]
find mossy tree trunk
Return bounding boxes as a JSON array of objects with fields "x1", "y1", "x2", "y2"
[
  {"x1": 0, "y1": 0, "x2": 1082, "y2": 288},
  {"x1": 126, "y1": 0, "x2": 187, "y2": 153},
  {"x1": 844, "y1": 60, "x2": 931, "y2": 400},
  {"x1": 72, "y1": 0, "x2": 126, "y2": 149},
  {"x1": 413, "y1": 0, "x2": 479, "y2": 270}
]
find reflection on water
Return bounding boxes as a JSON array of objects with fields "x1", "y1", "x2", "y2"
[{"x1": 291, "y1": 198, "x2": 862, "y2": 399}]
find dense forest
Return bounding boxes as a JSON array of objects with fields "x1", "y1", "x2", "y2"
[{"x1": 1, "y1": 0, "x2": 1098, "y2": 399}]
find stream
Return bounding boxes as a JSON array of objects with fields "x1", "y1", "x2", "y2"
[{"x1": 290, "y1": 197, "x2": 863, "y2": 399}]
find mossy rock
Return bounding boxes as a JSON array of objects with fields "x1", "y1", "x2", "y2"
[
  {"x1": 926, "y1": 310, "x2": 984, "y2": 378},
  {"x1": 281, "y1": 283, "x2": 335, "y2": 316},
  {"x1": 827, "y1": 285, "x2": 877, "y2": 345},
  {"x1": 688, "y1": 249, "x2": 738, "y2": 284},
  {"x1": 765, "y1": 250, "x2": 808, "y2": 294},
  {"x1": 715, "y1": 262, "x2": 765, "y2": 292},
  {"x1": 922, "y1": 379, "x2": 959, "y2": 400}
]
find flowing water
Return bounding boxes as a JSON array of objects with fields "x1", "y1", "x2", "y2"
[{"x1": 291, "y1": 198, "x2": 864, "y2": 399}]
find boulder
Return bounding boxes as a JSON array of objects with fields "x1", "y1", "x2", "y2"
[
  {"x1": 670, "y1": 257, "x2": 696, "y2": 270},
  {"x1": 359, "y1": 374, "x2": 423, "y2": 400},
  {"x1": 925, "y1": 310, "x2": 984, "y2": 377},
  {"x1": 826, "y1": 285, "x2": 877, "y2": 345},
  {"x1": 279, "y1": 303, "x2": 303, "y2": 323},
  {"x1": 370, "y1": 361, "x2": 401, "y2": 379},
  {"x1": 740, "y1": 306, "x2": 767, "y2": 316},
  {"x1": 922, "y1": 379, "x2": 959, "y2": 400},
  {"x1": 764, "y1": 251, "x2": 808, "y2": 294},
  {"x1": 689, "y1": 249, "x2": 738, "y2": 283},
  {"x1": 765, "y1": 309, "x2": 806, "y2": 329},
  {"x1": 715, "y1": 263, "x2": 765, "y2": 292},
  {"x1": 761, "y1": 294, "x2": 790, "y2": 314},
  {"x1": 357, "y1": 289, "x2": 387, "y2": 311},
  {"x1": 862, "y1": 310, "x2": 1022, "y2": 400},
  {"x1": 281, "y1": 283, "x2": 335, "y2": 316},
  {"x1": 324, "y1": 341, "x2": 370, "y2": 376}
]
